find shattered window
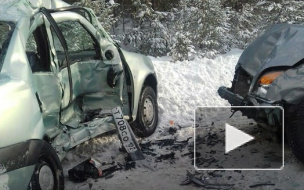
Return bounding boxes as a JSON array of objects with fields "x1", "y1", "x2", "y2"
[
  {"x1": 57, "y1": 21, "x2": 94, "y2": 52},
  {"x1": 51, "y1": 20, "x2": 100, "y2": 68},
  {"x1": 26, "y1": 33, "x2": 36, "y2": 52},
  {"x1": 0, "y1": 21, "x2": 14, "y2": 69}
]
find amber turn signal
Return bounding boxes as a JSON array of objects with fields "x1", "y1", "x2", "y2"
[{"x1": 259, "y1": 71, "x2": 283, "y2": 85}]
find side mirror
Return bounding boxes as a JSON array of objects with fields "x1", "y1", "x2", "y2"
[{"x1": 105, "y1": 50, "x2": 114, "y2": 60}]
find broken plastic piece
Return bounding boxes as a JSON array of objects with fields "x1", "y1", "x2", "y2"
[
  {"x1": 156, "y1": 152, "x2": 175, "y2": 162},
  {"x1": 168, "y1": 127, "x2": 177, "y2": 135},
  {"x1": 181, "y1": 171, "x2": 234, "y2": 189},
  {"x1": 249, "y1": 182, "x2": 275, "y2": 188},
  {"x1": 68, "y1": 158, "x2": 102, "y2": 182}
]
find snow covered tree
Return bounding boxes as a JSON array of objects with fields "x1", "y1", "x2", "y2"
[
  {"x1": 171, "y1": 32, "x2": 194, "y2": 61},
  {"x1": 229, "y1": 3, "x2": 262, "y2": 48},
  {"x1": 228, "y1": 0, "x2": 304, "y2": 49},
  {"x1": 78, "y1": 0, "x2": 119, "y2": 33},
  {"x1": 172, "y1": 0, "x2": 230, "y2": 59},
  {"x1": 261, "y1": 1, "x2": 304, "y2": 24},
  {"x1": 115, "y1": 0, "x2": 172, "y2": 56},
  {"x1": 66, "y1": 0, "x2": 304, "y2": 60}
]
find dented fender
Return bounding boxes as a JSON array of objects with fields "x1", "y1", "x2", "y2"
[{"x1": 121, "y1": 49, "x2": 157, "y2": 121}]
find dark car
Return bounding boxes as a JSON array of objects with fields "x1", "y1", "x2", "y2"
[{"x1": 218, "y1": 23, "x2": 304, "y2": 163}]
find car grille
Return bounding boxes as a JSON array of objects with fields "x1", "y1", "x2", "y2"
[{"x1": 230, "y1": 67, "x2": 252, "y2": 98}]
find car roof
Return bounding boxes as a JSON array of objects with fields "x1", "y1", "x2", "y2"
[{"x1": 0, "y1": 0, "x2": 70, "y2": 22}]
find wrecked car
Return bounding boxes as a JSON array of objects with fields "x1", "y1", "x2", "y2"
[
  {"x1": 0, "y1": 0, "x2": 158, "y2": 189},
  {"x1": 218, "y1": 23, "x2": 304, "y2": 163}
]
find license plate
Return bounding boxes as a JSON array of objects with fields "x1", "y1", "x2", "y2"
[{"x1": 112, "y1": 107, "x2": 138, "y2": 153}]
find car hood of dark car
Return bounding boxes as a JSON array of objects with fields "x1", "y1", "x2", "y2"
[{"x1": 237, "y1": 24, "x2": 304, "y2": 76}]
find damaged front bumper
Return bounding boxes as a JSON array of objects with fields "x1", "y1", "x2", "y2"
[
  {"x1": 218, "y1": 86, "x2": 282, "y2": 127},
  {"x1": 218, "y1": 86, "x2": 276, "y2": 106}
]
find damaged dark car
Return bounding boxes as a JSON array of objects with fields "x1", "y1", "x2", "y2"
[{"x1": 218, "y1": 23, "x2": 304, "y2": 163}]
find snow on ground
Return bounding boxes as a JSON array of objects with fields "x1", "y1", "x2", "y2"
[
  {"x1": 144, "y1": 49, "x2": 242, "y2": 145},
  {"x1": 63, "y1": 49, "x2": 304, "y2": 190},
  {"x1": 151, "y1": 49, "x2": 240, "y2": 127}
]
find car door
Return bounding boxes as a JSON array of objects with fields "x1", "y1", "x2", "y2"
[
  {"x1": 49, "y1": 12, "x2": 128, "y2": 124},
  {"x1": 26, "y1": 14, "x2": 63, "y2": 138}
]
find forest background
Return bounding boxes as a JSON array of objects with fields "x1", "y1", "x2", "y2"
[{"x1": 64, "y1": 0, "x2": 304, "y2": 61}]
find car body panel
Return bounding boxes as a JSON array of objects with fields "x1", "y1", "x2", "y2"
[
  {"x1": 0, "y1": 165, "x2": 35, "y2": 190},
  {"x1": 265, "y1": 64, "x2": 304, "y2": 104},
  {"x1": 122, "y1": 49, "x2": 157, "y2": 120},
  {"x1": 0, "y1": 74, "x2": 44, "y2": 148},
  {"x1": 32, "y1": 73, "x2": 62, "y2": 137},
  {"x1": 0, "y1": 139, "x2": 64, "y2": 190}
]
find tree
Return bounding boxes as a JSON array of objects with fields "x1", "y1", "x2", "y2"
[{"x1": 78, "y1": 0, "x2": 119, "y2": 33}]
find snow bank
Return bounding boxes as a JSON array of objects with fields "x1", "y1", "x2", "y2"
[{"x1": 151, "y1": 49, "x2": 242, "y2": 128}]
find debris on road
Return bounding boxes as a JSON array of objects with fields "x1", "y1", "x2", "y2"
[
  {"x1": 68, "y1": 158, "x2": 126, "y2": 182},
  {"x1": 101, "y1": 165, "x2": 122, "y2": 178},
  {"x1": 194, "y1": 156, "x2": 217, "y2": 167},
  {"x1": 208, "y1": 171, "x2": 223, "y2": 178},
  {"x1": 68, "y1": 158, "x2": 102, "y2": 182},
  {"x1": 206, "y1": 133, "x2": 220, "y2": 146},
  {"x1": 156, "y1": 152, "x2": 175, "y2": 162},
  {"x1": 154, "y1": 138, "x2": 176, "y2": 147},
  {"x1": 168, "y1": 127, "x2": 177, "y2": 135},
  {"x1": 180, "y1": 171, "x2": 234, "y2": 189},
  {"x1": 249, "y1": 182, "x2": 275, "y2": 188}
]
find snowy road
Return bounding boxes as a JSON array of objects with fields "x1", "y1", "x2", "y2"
[{"x1": 63, "y1": 49, "x2": 304, "y2": 190}]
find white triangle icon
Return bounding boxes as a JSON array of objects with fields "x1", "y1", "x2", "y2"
[{"x1": 225, "y1": 123, "x2": 254, "y2": 154}]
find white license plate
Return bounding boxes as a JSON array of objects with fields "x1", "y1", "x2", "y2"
[{"x1": 112, "y1": 107, "x2": 138, "y2": 153}]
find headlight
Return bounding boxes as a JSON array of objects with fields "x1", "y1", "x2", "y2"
[
  {"x1": 256, "y1": 71, "x2": 283, "y2": 98},
  {"x1": 259, "y1": 71, "x2": 283, "y2": 85}
]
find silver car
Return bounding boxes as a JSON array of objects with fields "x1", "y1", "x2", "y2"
[{"x1": 0, "y1": 0, "x2": 158, "y2": 189}]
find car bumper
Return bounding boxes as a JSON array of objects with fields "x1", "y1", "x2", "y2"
[
  {"x1": 218, "y1": 86, "x2": 282, "y2": 126},
  {"x1": 218, "y1": 86, "x2": 244, "y2": 106},
  {"x1": 218, "y1": 86, "x2": 276, "y2": 106}
]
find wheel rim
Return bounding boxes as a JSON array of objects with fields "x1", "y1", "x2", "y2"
[
  {"x1": 143, "y1": 97, "x2": 155, "y2": 127},
  {"x1": 38, "y1": 164, "x2": 55, "y2": 190}
]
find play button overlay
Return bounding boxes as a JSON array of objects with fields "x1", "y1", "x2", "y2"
[
  {"x1": 225, "y1": 123, "x2": 254, "y2": 153},
  {"x1": 194, "y1": 106, "x2": 284, "y2": 170}
]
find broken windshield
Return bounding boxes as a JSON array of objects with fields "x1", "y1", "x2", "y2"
[{"x1": 0, "y1": 21, "x2": 14, "y2": 70}]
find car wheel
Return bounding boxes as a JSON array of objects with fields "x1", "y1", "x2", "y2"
[
  {"x1": 131, "y1": 86, "x2": 158, "y2": 137},
  {"x1": 286, "y1": 102, "x2": 304, "y2": 163},
  {"x1": 28, "y1": 142, "x2": 64, "y2": 190}
]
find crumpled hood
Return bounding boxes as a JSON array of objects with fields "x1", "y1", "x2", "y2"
[{"x1": 238, "y1": 24, "x2": 304, "y2": 76}]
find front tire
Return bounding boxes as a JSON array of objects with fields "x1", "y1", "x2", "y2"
[
  {"x1": 287, "y1": 102, "x2": 304, "y2": 163},
  {"x1": 29, "y1": 141, "x2": 64, "y2": 190},
  {"x1": 131, "y1": 86, "x2": 158, "y2": 137}
]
